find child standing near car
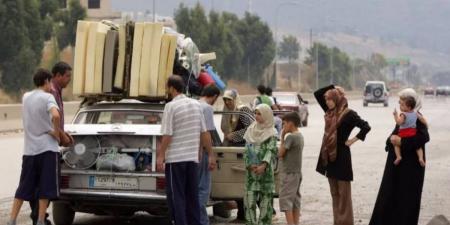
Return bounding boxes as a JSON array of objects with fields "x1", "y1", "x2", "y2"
[
  {"x1": 7, "y1": 69, "x2": 62, "y2": 225},
  {"x1": 393, "y1": 95, "x2": 427, "y2": 167},
  {"x1": 243, "y1": 104, "x2": 278, "y2": 224},
  {"x1": 278, "y1": 112, "x2": 304, "y2": 225}
]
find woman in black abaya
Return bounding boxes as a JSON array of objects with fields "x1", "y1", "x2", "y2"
[{"x1": 369, "y1": 88, "x2": 430, "y2": 225}]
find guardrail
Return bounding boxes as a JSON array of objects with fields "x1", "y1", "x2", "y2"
[{"x1": 0, "y1": 92, "x2": 363, "y2": 132}]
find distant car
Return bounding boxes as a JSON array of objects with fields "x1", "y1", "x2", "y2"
[
  {"x1": 423, "y1": 87, "x2": 435, "y2": 96},
  {"x1": 363, "y1": 81, "x2": 389, "y2": 107},
  {"x1": 272, "y1": 92, "x2": 309, "y2": 127},
  {"x1": 435, "y1": 86, "x2": 450, "y2": 96}
]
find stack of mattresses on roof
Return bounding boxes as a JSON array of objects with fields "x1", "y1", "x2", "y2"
[{"x1": 72, "y1": 20, "x2": 177, "y2": 100}]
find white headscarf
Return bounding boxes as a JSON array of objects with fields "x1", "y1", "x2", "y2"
[
  {"x1": 244, "y1": 104, "x2": 277, "y2": 144},
  {"x1": 398, "y1": 88, "x2": 422, "y2": 111}
]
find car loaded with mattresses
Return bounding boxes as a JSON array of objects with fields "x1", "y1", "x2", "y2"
[{"x1": 53, "y1": 20, "x2": 246, "y2": 225}]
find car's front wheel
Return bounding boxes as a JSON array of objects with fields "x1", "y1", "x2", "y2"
[{"x1": 53, "y1": 201, "x2": 75, "y2": 225}]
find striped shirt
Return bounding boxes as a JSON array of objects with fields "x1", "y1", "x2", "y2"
[{"x1": 161, "y1": 94, "x2": 207, "y2": 163}]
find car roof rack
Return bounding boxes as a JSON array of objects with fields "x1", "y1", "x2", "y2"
[{"x1": 79, "y1": 93, "x2": 167, "y2": 108}]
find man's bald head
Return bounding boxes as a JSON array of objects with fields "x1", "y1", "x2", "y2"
[{"x1": 167, "y1": 75, "x2": 185, "y2": 93}]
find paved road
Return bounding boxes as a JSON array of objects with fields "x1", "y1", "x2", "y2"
[{"x1": 1, "y1": 97, "x2": 449, "y2": 225}]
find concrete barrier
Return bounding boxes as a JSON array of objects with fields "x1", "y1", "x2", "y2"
[{"x1": 0, "y1": 91, "x2": 363, "y2": 132}]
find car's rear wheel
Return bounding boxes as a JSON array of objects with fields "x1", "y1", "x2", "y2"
[
  {"x1": 384, "y1": 101, "x2": 389, "y2": 107},
  {"x1": 212, "y1": 202, "x2": 232, "y2": 218},
  {"x1": 53, "y1": 201, "x2": 75, "y2": 225},
  {"x1": 363, "y1": 101, "x2": 368, "y2": 107}
]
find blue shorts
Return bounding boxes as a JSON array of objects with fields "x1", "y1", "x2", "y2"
[{"x1": 15, "y1": 151, "x2": 60, "y2": 201}]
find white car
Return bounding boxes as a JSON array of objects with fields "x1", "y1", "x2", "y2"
[
  {"x1": 53, "y1": 100, "x2": 279, "y2": 224},
  {"x1": 363, "y1": 81, "x2": 389, "y2": 107}
]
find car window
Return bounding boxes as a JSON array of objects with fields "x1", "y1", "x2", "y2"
[
  {"x1": 213, "y1": 110, "x2": 256, "y2": 146},
  {"x1": 274, "y1": 95, "x2": 299, "y2": 105},
  {"x1": 365, "y1": 84, "x2": 383, "y2": 93},
  {"x1": 74, "y1": 110, "x2": 163, "y2": 125}
]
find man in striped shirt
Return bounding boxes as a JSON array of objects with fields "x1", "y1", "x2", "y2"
[{"x1": 157, "y1": 75, "x2": 216, "y2": 225}]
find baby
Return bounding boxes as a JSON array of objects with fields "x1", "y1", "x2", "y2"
[{"x1": 393, "y1": 95, "x2": 427, "y2": 167}]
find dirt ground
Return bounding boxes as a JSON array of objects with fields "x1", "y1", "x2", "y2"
[{"x1": 0, "y1": 97, "x2": 449, "y2": 225}]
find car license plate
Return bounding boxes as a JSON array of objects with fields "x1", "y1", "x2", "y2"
[{"x1": 89, "y1": 176, "x2": 138, "y2": 189}]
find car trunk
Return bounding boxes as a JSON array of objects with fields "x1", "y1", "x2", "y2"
[
  {"x1": 61, "y1": 124, "x2": 164, "y2": 193},
  {"x1": 210, "y1": 146, "x2": 280, "y2": 200}
]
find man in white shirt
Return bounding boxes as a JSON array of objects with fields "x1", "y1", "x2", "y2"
[
  {"x1": 157, "y1": 75, "x2": 216, "y2": 225},
  {"x1": 7, "y1": 69, "x2": 62, "y2": 225}
]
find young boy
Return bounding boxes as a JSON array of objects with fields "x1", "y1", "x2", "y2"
[
  {"x1": 278, "y1": 112, "x2": 304, "y2": 225},
  {"x1": 7, "y1": 69, "x2": 62, "y2": 225},
  {"x1": 393, "y1": 95, "x2": 427, "y2": 167}
]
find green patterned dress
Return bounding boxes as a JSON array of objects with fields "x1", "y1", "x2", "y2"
[{"x1": 244, "y1": 136, "x2": 277, "y2": 225}]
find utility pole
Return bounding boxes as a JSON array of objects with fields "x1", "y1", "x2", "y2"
[
  {"x1": 330, "y1": 48, "x2": 334, "y2": 84},
  {"x1": 247, "y1": 0, "x2": 252, "y2": 13},
  {"x1": 275, "y1": 1, "x2": 300, "y2": 89},
  {"x1": 247, "y1": 57, "x2": 250, "y2": 86},
  {"x1": 351, "y1": 59, "x2": 356, "y2": 90},
  {"x1": 298, "y1": 37, "x2": 302, "y2": 91},
  {"x1": 315, "y1": 42, "x2": 319, "y2": 89}
]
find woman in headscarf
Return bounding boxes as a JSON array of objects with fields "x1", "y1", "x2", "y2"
[
  {"x1": 221, "y1": 89, "x2": 254, "y2": 146},
  {"x1": 216, "y1": 89, "x2": 255, "y2": 220},
  {"x1": 314, "y1": 85, "x2": 371, "y2": 225},
  {"x1": 243, "y1": 104, "x2": 278, "y2": 225},
  {"x1": 369, "y1": 88, "x2": 429, "y2": 225}
]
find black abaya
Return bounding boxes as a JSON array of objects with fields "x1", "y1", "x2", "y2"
[{"x1": 369, "y1": 119, "x2": 429, "y2": 225}]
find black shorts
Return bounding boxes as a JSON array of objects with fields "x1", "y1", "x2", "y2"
[{"x1": 15, "y1": 151, "x2": 60, "y2": 201}]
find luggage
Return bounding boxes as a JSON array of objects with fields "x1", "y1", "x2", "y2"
[
  {"x1": 129, "y1": 22, "x2": 144, "y2": 97},
  {"x1": 197, "y1": 71, "x2": 215, "y2": 87},
  {"x1": 113, "y1": 24, "x2": 126, "y2": 90},
  {"x1": 73, "y1": 21, "x2": 91, "y2": 95},
  {"x1": 102, "y1": 30, "x2": 118, "y2": 93},
  {"x1": 205, "y1": 65, "x2": 226, "y2": 90},
  {"x1": 85, "y1": 22, "x2": 110, "y2": 94},
  {"x1": 96, "y1": 153, "x2": 136, "y2": 172},
  {"x1": 73, "y1": 20, "x2": 222, "y2": 100}
]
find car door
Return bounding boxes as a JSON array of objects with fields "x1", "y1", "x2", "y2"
[{"x1": 210, "y1": 111, "x2": 280, "y2": 200}]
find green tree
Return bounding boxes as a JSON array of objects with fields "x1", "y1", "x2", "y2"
[
  {"x1": 39, "y1": 0, "x2": 59, "y2": 17},
  {"x1": 174, "y1": 3, "x2": 209, "y2": 51},
  {"x1": 352, "y1": 52, "x2": 388, "y2": 88},
  {"x1": 234, "y1": 12, "x2": 275, "y2": 85},
  {"x1": 207, "y1": 11, "x2": 243, "y2": 80},
  {"x1": 39, "y1": 0, "x2": 60, "y2": 40},
  {"x1": 329, "y1": 47, "x2": 351, "y2": 89},
  {"x1": 174, "y1": 5, "x2": 274, "y2": 85},
  {"x1": 0, "y1": 0, "x2": 44, "y2": 94},
  {"x1": 24, "y1": 0, "x2": 45, "y2": 59},
  {"x1": 0, "y1": 0, "x2": 85, "y2": 94},
  {"x1": 54, "y1": 0, "x2": 86, "y2": 50},
  {"x1": 278, "y1": 35, "x2": 300, "y2": 63},
  {"x1": 305, "y1": 43, "x2": 352, "y2": 89}
]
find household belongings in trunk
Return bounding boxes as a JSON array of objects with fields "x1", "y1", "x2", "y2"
[{"x1": 72, "y1": 20, "x2": 225, "y2": 100}]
